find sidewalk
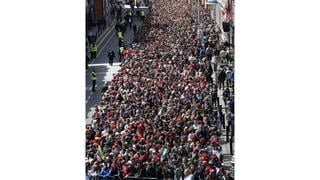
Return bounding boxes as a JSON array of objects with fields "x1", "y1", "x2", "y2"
[
  {"x1": 211, "y1": 55, "x2": 235, "y2": 177},
  {"x1": 86, "y1": 63, "x2": 122, "y2": 125},
  {"x1": 85, "y1": 9, "x2": 149, "y2": 124}
]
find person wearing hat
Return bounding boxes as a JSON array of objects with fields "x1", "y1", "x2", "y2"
[
  {"x1": 84, "y1": 1, "x2": 235, "y2": 179},
  {"x1": 109, "y1": 162, "x2": 121, "y2": 178}
]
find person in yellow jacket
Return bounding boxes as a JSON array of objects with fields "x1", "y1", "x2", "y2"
[
  {"x1": 119, "y1": 46, "x2": 124, "y2": 62},
  {"x1": 90, "y1": 43, "x2": 97, "y2": 59},
  {"x1": 128, "y1": 9, "x2": 133, "y2": 18},
  {"x1": 91, "y1": 69, "x2": 97, "y2": 92},
  {"x1": 117, "y1": 31, "x2": 123, "y2": 39},
  {"x1": 140, "y1": 10, "x2": 145, "y2": 21}
]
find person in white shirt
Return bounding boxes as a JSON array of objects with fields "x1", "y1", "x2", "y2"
[
  {"x1": 226, "y1": 68, "x2": 232, "y2": 87},
  {"x1": 184, "y1": 168, "x2": 194, "y2": 180}
]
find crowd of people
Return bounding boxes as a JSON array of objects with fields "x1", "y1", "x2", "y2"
[{"x1": 86, "y1": 0, "x2": 234, "y2": 179}]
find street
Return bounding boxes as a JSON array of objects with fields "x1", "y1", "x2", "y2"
[{"x1": 85, "y1": 14, "x2": 145, "y2": 124}]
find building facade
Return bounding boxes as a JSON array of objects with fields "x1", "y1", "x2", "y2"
[
  {"x1": 206, "y1": 0, "x2": 234, "y2": 45},
  {"x1": 86, "y1": 0, "x2": 108, "y2": 28}
]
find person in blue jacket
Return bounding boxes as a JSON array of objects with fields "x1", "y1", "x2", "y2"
[{"x1": 99, "y1": 165, "x2": 110, "y2": 180}]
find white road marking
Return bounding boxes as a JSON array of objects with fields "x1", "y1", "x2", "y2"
[
  {"x1": 103, "y1": 63, "x2": 121, "y2": 82},
  {"x1": 96, "y1": 72, "x2": 107, "y2": 75},
  {"x1": 97, "y1": 31, "x2": 117, "y2": 57},
  {"x1": 86, "y1": 91, "x2": 94, "y2": 104},
  {"x1": 88, "y1": 63, "x2": 108, "y2": 67},
  {"x1": 86, "y1": 63, "x2": 123, "y2": 124},
  {"x1": 91, "y1": 25, "x2": 116, "y2": 64},
  {"x1": 86, "y1": 107, "x2": 97, "y2": 125}
]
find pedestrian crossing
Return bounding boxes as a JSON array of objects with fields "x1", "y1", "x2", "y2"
[
  {"x1": 86, "y1": 62, "x2": 122, "y2": 125},
  {"x1": 103, "y1": 63, "x2": 121, "y2": 82},
  {"x1": 86, "y1": 107, "x2": 96, "y2": 125},
  {"x1": 88, "y1": 63, "x2": 108, "y2": 67}
]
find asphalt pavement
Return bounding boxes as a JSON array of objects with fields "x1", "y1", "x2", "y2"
[
  {"x1": 85, "y1": 13, "x2": 146, "y2": 124},
  {"x1": 85, "y1": 5, "x2": 234, "y2": 178}
]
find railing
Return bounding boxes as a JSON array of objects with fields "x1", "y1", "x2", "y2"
[
  {"x1": 124, "y1": 177, "x2": 157, "y2": 180},
  {"x1": 86, "y1": 175, "x2": 120, "y2": 180},
  {"x1": 86, "y1": 175, "x2": 157, "y2": 180}
]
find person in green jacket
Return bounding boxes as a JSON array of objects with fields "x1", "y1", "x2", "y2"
[
  {"x1": 140, "y1": 10, "x2": 145, "y2": 21},
  {"x1": 117, "y1": 31, "x2": 123, "y2": 39},
  {"x1": 90, "y1": 43, "x2": 97, "y2": 59},
  {"x1": 119, "y1": 46, "x2": 124, "y2": 62}
]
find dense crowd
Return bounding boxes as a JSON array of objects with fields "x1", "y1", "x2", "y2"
[{"x1": 86, "y1": 0, "x2": 234, "y2": 179}]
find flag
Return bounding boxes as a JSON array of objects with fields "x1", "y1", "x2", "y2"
[
  {"x1": 216, "y1": 0, "x2": 227, "y2": 21},
  {"x1": 226, "y1": 0, "x2": 233, "y2": 22},
  {"x1": 97, "y1": 145, "x2": 106, "y2": 161},
  {"x1": 221, "y1": 8, "x2": 226, "y2": 17},
  {"x1": 217, "y1": 0, "x2": 224, "y2": 9},
  {"x1": 96, "y1": 154, "x2": 102, "y2": 162}
]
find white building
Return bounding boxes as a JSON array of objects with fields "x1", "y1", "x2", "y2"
[{"x1": 206, "y1": 0, "x2": 233, "y2": 45}]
